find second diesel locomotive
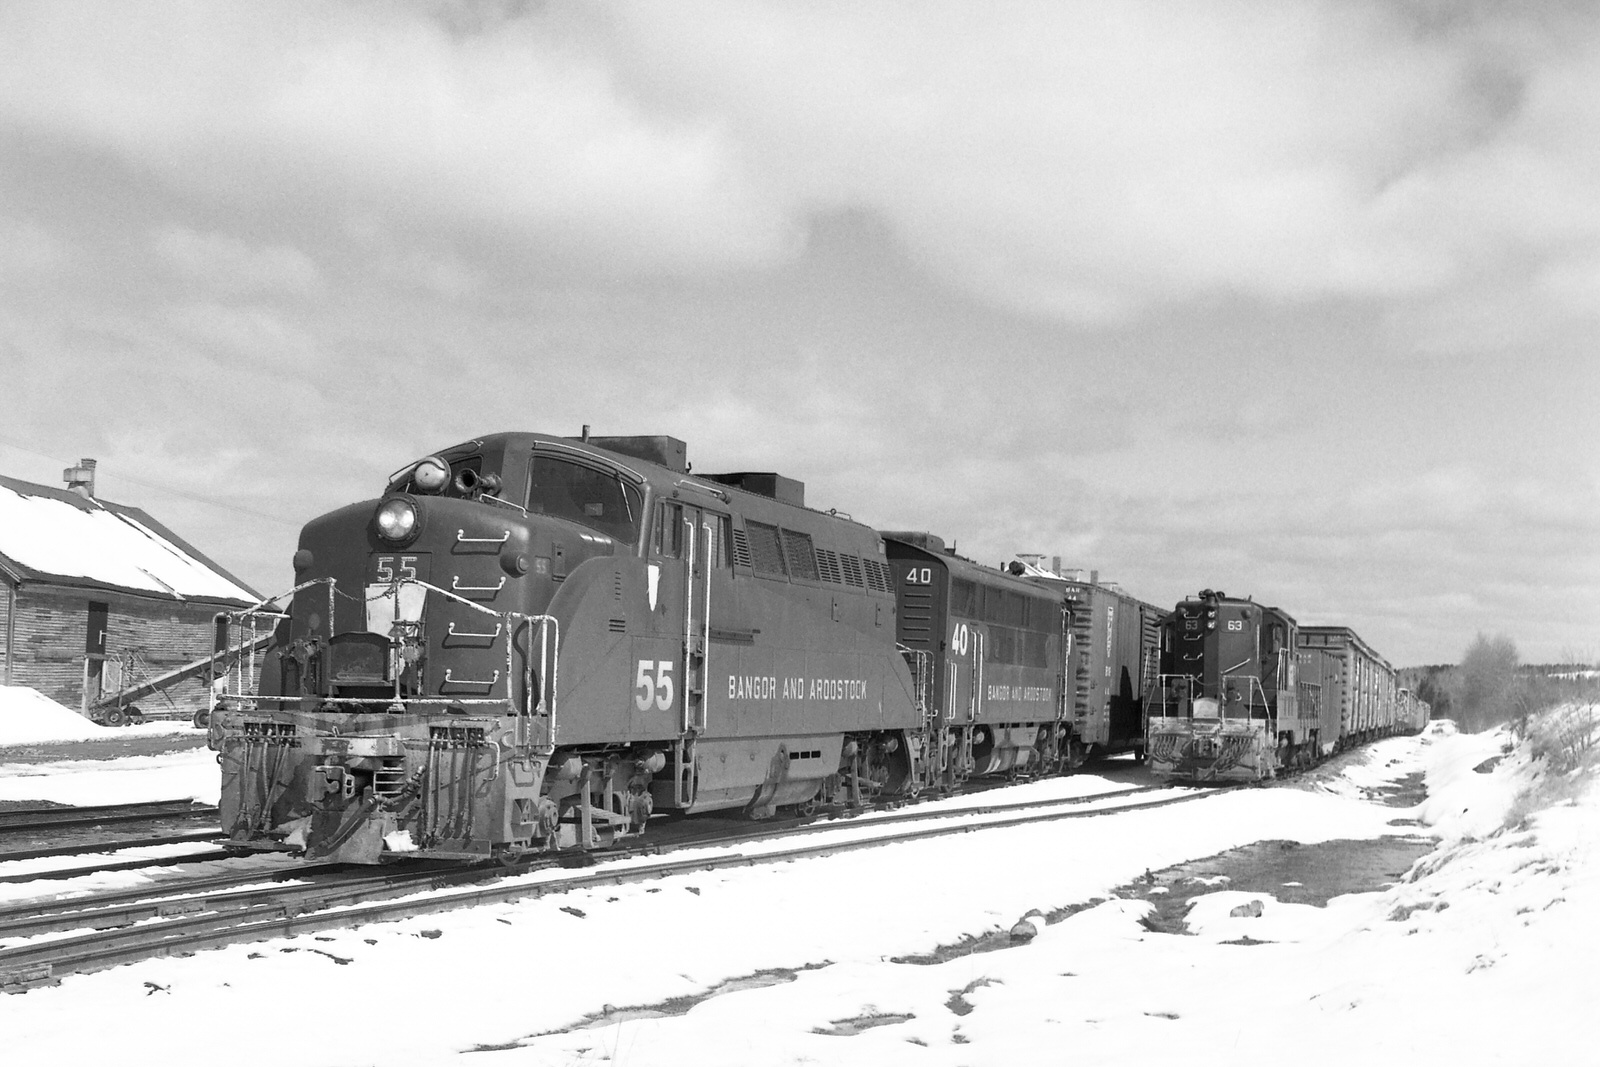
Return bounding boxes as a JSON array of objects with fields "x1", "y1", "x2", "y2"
[{"x1": 1144, "y1": 590, "x2": 1428, "y2": 783}]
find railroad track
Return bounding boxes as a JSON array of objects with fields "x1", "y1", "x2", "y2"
[
  {"x1": 0, "y1": 799, "x2": 227, "y2": 881},
  {"x1": 0, "y1": 800, "x2": 218, "y2": 834},
  {"x1": 0, "y1": 782, "x2": 1223, "y2": 992}
]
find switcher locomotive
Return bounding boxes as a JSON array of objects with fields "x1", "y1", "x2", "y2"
[{"x1": 1144, "y1": 590, "x2": 1428, "y2": 783}]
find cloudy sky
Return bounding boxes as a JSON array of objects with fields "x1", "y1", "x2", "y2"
[{"x1": 2, "y1": 0, "x2": 1596, "y2": 666}]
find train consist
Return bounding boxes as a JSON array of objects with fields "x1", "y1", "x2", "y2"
[
  {"x1": 1144, "y1": 590, "x2": 1430, "y2": 783},
  {"x1": 208, "y1": 431, "x2": 1422, "y2": 863}
]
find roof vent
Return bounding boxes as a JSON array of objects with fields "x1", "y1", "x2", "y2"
[
  {"x1": 63, "y1": 458, "x2": 97, "y2": 499},
  {"x1": 579, "y1": 435, "x2": 689, "y2": 474},
  {"x1": 881, "y1": 531, "x2": 947, "y2": 555},
  {"x1": 702, "y1": 472, "x2": 805, "y2": 507}
]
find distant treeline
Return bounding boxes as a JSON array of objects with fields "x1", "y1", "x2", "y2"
[{"x1": 1399, "y1": 640, "x2": 1600, "y2": 734}]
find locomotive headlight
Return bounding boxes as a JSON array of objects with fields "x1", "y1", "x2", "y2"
[
  {"x1": 412, "y1": 456, "x2": 449, "y2": 493},
  {"x1": 375, "y1": 498, "x2": 419, "y2": 543}
]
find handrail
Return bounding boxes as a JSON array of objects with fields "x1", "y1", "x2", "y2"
[{"x1": 211, "y1": 576, "x2": 560, "y2": 749}]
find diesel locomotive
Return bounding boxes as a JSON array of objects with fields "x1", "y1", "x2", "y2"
[
  {"x1": 209, "y1": 432, "x2": 1161, "y2": 863},
  {"x1": 210, "y1": 430, "x2": 1420, "y2": 861},
  {"x1": 1144, "y1": 590, "x2": 1428, "y2": 783}
]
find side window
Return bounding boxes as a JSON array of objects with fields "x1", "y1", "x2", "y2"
[
  {"x1": 653, "y1": 502, "x2": 684, "y2": 558},
  {"x1": 706, "y1": 513, "x2": 733, "y2": 569}
]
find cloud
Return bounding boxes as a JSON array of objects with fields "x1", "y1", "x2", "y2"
[
  {"x1": 4, "y1": 1, "x2": 1597, "y2": 330},
  {"x1": 152, "y1": 228, "x2": 322, "y2": 295}
]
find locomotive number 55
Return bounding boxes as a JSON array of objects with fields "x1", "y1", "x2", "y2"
[{"x1": 635, "y1": 659, "x2": 676, "y2": 712}]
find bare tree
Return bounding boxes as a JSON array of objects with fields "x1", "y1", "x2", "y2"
[{"x1": 1453, "y1": 633, "x2": 1519, "y2": 732}]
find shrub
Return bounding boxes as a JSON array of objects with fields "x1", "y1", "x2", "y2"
[{"x1": 1528, "y1": 703, "x2": 1599, "y2": 774}]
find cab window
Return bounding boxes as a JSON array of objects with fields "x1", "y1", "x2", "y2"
[
  {"x1": 653, "y1": 502, "x2": 685, "y2": 558},
  {"x1": 526, "y1": 454, "x2": 642, "y2": 543}
]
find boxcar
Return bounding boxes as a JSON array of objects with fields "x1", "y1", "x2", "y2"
[{"x1": 1009, "y1": 561, "x2": 1161, "y2": 763}]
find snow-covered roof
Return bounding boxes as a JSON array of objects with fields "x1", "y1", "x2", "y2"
[{"x1": 0, "y1": 474, "x2": 259, "y2": 605}]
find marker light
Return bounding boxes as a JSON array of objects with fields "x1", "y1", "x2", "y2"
[
  {"x1": 412, "y1": 456, "x2": 449, "y2": 493},
  {"x1": 375, "y1": 498, "x2": 419, "y2": 544}
]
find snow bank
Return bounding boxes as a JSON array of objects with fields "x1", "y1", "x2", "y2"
[
  {"x1": 0, "y1": 686, "x2": 197, "y2": 746},
  {"x1": 0, "y1": 686, "x2": 106, "y2": 743}
]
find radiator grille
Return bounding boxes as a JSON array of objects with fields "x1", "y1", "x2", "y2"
[
  {"x1": 816, "y1": 548, "x2": 843, "y2": 584},
  {"x1": 731, "y1": 527, "x2": 753, "y2": 570},
  {"x1": 840, "y1": 554, "x2": 865, "y2": 588}
]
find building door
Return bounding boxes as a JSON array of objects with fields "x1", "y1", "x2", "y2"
[{"x1": 84, "y1": 600, "x2": 109, "y2": 707}]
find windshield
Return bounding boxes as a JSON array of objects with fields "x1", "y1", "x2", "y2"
[{"x1": 527, "y1": 454, "x2": 642, "y2": 543}]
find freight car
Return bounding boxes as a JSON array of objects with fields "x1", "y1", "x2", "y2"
[
  {"x1": 1397, "y1": 688, "x2": 1432, "y2": 733},
  {"x1": 1145, "y1": 590, "x2": 1406, "y2": 783},
  {"x1": 1298, "y1": 625, "x2": 1401, "y2": 747},
  {"x1": 210, "y1": 432, "x2": 930, "y2": 863},
  {"x1": 1009, "y1": 558, "x2": 1162, "y2": 764}
]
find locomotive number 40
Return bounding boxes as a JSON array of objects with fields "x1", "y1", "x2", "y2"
[
  {"x1": 635, "y1": 659, "x2": 676, "y2": 712},
  {"x1": 905, "y1": 566, "x2": 932, "y2": 585}
]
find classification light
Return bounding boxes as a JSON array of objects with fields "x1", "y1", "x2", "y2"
[{"x1": 412, "y1": 456, "x2": 449, "y2": 493}]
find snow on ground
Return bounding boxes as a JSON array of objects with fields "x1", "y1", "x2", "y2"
[
  {"x1": 0, "y1": 748, "x2": 219, "y2": 806},
  {"x1": 0, "y1": 720, "x2": 1593, "y2": 1067},
  {"x1": 0, "y1": 685, "x2": 199, "y2": 745}
]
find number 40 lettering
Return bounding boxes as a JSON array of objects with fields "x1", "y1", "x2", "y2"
[
  {"x1": 905, "y1": 566, "x2": 932, "y2": 585},
  {"x1": 635, "y1": 660, "x2": 675, "y2": 712}
]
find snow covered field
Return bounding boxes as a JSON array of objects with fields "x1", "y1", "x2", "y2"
[{"x1": 0, "y1": 697, "x2": 1593, "y2": 1066}]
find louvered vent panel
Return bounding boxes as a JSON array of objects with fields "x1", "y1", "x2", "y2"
[
  {"x1": 744, "y1": 521, "x2": 787, "y2": 577},
  {"x1": 863, "y1": 559, "x2": 889, "y2": 593},
  {"x1": 840, "y1": 554, "x2": 865, "y2": 587},
  {"x1": 780, "y1": 529, "x2": 819, "y2": 581},
  {"x1": 816, "y1": 548, "x2": 843, "y2": 584},
  {"x1": 609, "y1": 618, "x2": 627, "y2": 633},
  {"x1": 732, "y1": 527, "x2": 753, "y2": 570}
]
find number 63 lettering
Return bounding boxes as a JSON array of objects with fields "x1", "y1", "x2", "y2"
[{"x1": 635, "y1": 660, "x2": 675, "y2": 712}]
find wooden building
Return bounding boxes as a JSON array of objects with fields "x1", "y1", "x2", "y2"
[{"x1": 0, "y1": 459, "x2": 260, "y2": 719}]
